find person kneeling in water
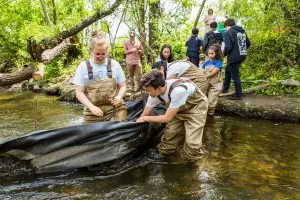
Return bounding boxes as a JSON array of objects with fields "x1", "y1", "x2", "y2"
[{"x1": 137, "y1": 70, "x2": 208, "y2": 160}]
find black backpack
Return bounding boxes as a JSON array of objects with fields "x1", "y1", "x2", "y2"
[{"x1": 208, "y1": 31, "x2": 223, "y2": 47}]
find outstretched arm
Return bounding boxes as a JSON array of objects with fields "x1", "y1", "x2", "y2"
[{"x1": 137, "y1": 108, "x2": 179, "y2": 123}]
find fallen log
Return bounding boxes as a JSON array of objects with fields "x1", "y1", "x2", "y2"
[
  {"x1": 0, "y1": 65, "x2": 35, "y2": 86},
  {"x1": 219, "y1": 84, "x2": 269, "y2": 97},
  {"x1": 32, "y1": 63, "x2": 46, "y2": 81},
  {"x1": 219, "y1": 79, "x2": 300, "y2": 97},
  {"x1": 32, "y1": 38, "x2": 73, "y2": 80}
]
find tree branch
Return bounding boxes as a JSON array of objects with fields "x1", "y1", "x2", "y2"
[
  {"x1": 276, "y1": 53, "x2": 294, "y2": 68},
  {"x1": 56, "y1": 0, "x2": 124, "y2": 42},
  {"x1": 194, "y1": 0, "x2": 207, "y2": 28}
]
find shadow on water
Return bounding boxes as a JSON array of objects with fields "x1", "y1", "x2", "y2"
[{"x1": 1, "y1": 91, "x2": 300, "y2": 199}]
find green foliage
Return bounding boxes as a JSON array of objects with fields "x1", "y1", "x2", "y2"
[
  {"x1": 221, "y1": 0, "x2": 300, "y2": 95},
  {"x1": 43, "y1": 57, "x2": 65, "y2": 82},
  {"x1": 1, "y1": 0, "x2": 299, "y2": 98}
]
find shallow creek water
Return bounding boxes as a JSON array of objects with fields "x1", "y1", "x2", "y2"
[{"x1": 0, "y1": 91, "x2": 300, "y2": 199}]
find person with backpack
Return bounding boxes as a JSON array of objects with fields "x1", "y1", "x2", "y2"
[
  {"x1": 185, "y1": 28, "x2": 203, "y2": 67},
  {"x1": 137, "y1": 69, "x2": 208, "y2": 160},
  {"x1": 202, "y1": 22, "x2": 224, "y2": 57},
  {"x1": 222, "y1": 19, "x2": 251, "y2": 100}
]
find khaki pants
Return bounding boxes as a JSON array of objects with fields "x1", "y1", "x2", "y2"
[
  {"x1": 157, "y1": 89, "x2": 208, "y2": 160},
  {"x1": 127, "y1": 63, "x2": 142, "y2": 92}
]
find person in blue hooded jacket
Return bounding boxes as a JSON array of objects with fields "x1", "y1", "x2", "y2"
[
  {"x1": 185, "y1": 28, "x2": 203, "y2": 67},
  {"x1": 222, "y1": 19, "x2": 251, "y2": 100}
]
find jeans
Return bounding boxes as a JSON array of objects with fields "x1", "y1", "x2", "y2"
[
  {"x1": 223, "y1": 63, "x2": 242, "y2": 97},
  {"x1": 188, "y1": 56, "x2": 200, "y2": 67}
]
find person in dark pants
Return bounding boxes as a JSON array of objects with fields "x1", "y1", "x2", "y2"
[
  {"x1": 223, "y1": 19, "x2": 251, "y2": 100},
  {"x1": 186, "y1": 28, "x2": 203, "y2": 67}
]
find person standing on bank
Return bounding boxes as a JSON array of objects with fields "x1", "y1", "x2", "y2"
[
  {"x1": 74, "y1": 30, "x2": 127, "y2": 123},
  {"x1": 124, "y1": 31, "x2": 144, "y2": 93},
  {"x1": 152, "y1": 60, "x2": 208, "y2": 94},
  {"x1": 204, "y1": 8, "x2": 216, "y2": 34},
  {"x1": 222, "y1": 19, "x2": 251, "y2": 100},
  {"x1": 201, "y1": 44, "x2": 223, "y2": 116},
  {"x1": 155, "y1": 44, "x2": 174, "y2": 63},
  {"x1": 203, "y1": 22, "x2": 224, "y2": 57},
  {"x1": 186, "y1": 28, "x2": 203, "y2": 67},
  {"x1": 137, "y1": 70, "x2": 208, "y2": 160}
]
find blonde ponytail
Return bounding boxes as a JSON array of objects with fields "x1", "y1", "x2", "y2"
[{"x1": 89, "y1": 30, "x2": 110, "y2": 51}]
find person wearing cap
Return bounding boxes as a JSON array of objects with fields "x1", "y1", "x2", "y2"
[
  {"x1": 124, "y1": 31, "x2": 144, "y2": 93},
  {"x1": 151, "y1": 60, "x2": 208, "y2": 94},
  {"x1": 136, "y1": 69, "x2": 208, "y2": 160}
]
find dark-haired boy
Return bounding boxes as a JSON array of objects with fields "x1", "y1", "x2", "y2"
[
  {"x1": 185, "y1": 28, "x2": 203, "y2": 67},
  {"x1": 137, "y1": 69, "x2": 208, "y2": 160},
  {"x1": 223, "y1": 19, "x2": 251, "y2": 100}
]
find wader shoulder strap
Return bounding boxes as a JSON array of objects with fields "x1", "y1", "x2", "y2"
[
  {"x1": 168, "y1": 60, "x2": 195, "y2": 69},
  {"x1": 107, "y1": 58, "x2": 112, "y2": 78},
  {"x1": 157, "y1": 95, "x2": 165, "y2": 103},
  {"x1": 168, "y1": 79, "x2": 188, "y2": 101},
  {"x1": 86, "y1": 60, "x2": 93, "y2": 80}
]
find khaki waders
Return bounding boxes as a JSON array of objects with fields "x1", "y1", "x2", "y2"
[
  {"x1": 157, "y1": 79, "x2": 208, "y2": 160},
  {"x1": 169, "y1": 61, "x2": 209, "y2": 94},
  {"x1": 204, "y1": 67, "x2": 223, "y2": 113},
  {"x1": 83, "y1": 59, "x2": 127, "y2": 123}
]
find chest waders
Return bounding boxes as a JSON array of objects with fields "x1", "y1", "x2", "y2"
[
  {"x1": 203, "y1": 65, "x2": 223, "y2": 113},
  {"x1": 168, "y1": 61, "x2": 209, "y2": 95},
  {"x1": 156, "y1": 79, "x2": 208, "y2": 160},
  {"x1": 83, "y1": 59, "x2": 127, "y2": 123}
]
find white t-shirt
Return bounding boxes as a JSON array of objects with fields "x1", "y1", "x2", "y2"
[
  {"x1": 155, "y1": 57, "x2": 162, "y2": 62},
  {"x1": 146, "y1": 79, "x2": 196, "y2": 109},
  {"x1": 166, "y1": 61, "x2": 191, "y2": 79},
  {"x1": 74, "y1": 58, "x2": 126, "y2": 87}
]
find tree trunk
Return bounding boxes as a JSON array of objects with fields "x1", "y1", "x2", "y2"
[
  {"x1": 41, "y1": 38, "x2": 73, "y2": 64},
  {"x1": 135, "y1": 0, "x2": 146, "y2": 48},
  {"x1": 193, "y1": 0, "x2": 207, "y2": 28},
  {"x1": 149, "y1": 0, "x2": 160, "y2": 62},
  {"x1": 0, "y1": 65, "x2": 35, "y2": 86},
  {"x1": 40, "y1": 0, "x2": 51, "y2": 25},
  {"x1": 52, "y1": 0, "x2": 57, "y2": 25}
]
